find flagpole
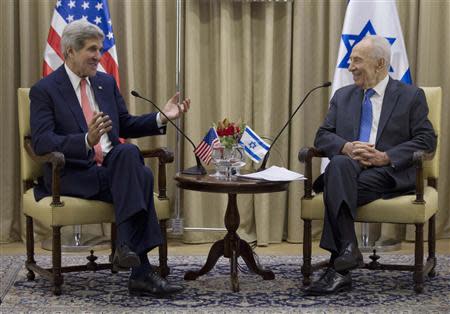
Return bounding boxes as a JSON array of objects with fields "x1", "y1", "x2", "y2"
[{"x1": 172, "y1": 0, "x2": 184, "y2": 235}]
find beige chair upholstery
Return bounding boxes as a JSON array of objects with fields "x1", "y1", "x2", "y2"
[
  {"x1": 18, "y1": 88, "x2": 173, "y2": 295},
  {"x1": 298, "y1": 87, "x2": 441, "y2": 293}
]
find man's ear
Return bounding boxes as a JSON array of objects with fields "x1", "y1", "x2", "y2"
[
  {"x1": 378, "y1": 58, "x2": 386, "y2": 71},
  {"x1": 66, "y1": 47, "x2": 74, "y2": 58}
]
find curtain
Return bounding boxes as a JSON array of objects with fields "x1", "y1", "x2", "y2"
[{"x1": 1, "y1": 0, "x2": 449, "y2": 246}]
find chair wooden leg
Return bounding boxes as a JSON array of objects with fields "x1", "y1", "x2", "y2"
[
  {"x1": 25, "y1": 215, "x2": 36, "y2": 281},
  {"x1": 52, "y1": 226, "x2": 63, "y2": 296},
  {"x1": 413, "y1": 223, "x2": 424, "y2": 293},
  {"x1": 158, "y1": 219, "x2": 170, "y2": 278},
  {"x1": 301, "y1": 219, "x2": 312, "y2": 286},
  {"x1": 110, "y1": 222, "x2": 118, "y2": 273},
  {"x1": 428, "y1": 215, "x2": 437, "y2": 277}
]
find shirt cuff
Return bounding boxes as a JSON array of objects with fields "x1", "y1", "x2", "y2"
[{"x1": 156, "y1": 112, "x2": 167, "y2": 129}]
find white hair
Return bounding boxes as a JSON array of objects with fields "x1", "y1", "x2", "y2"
[
  {"x1": 61, "y1": 20, "x2": 104, "y2": 59},
  {"x1": 363, "y1": 35, "x2": 391, "y2": 70}
]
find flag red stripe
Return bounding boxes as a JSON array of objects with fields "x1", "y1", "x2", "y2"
[
  {"x1": 42, "y1": 61, "x2": 54, "y2": 77},
  {"x1": 194, "y1": 142, "x2": 213, "y2": 163},
  {"x1": 196, "y1": 144, "x2": 211, "y2": 159},
  {"x1": 194, "y1": 142, "x2": 207, "y2": 155},
  {"x1": 100, "y1": 51, "x2": 120, "y2": 88},
  {"x1": 199, "y1": 150, "x2": 212, "y2": 160},
  {"x1": 47, "y1": 27, "x2": 64, "y2": 60},
  {"x1": 197, "y1": 146, "x2": 209, "y2": 157}
]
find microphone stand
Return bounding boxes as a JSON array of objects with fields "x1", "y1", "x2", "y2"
[
  {"x1": 258, "y1": 82, "x2": 331, "y2": 171},
  {"x1": 131, "y1": 90, "x2": 206, "y2": 175}
]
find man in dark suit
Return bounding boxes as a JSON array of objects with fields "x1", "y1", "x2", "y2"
[
  {"x1": 30, "y1": 20, "x2": 190, "y2": 296},
  {"x1": 305, "y1": 35, "x2": 437, "y2": 295}
]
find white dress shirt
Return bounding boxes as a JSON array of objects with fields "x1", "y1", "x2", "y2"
[{"x1": 365, "y1": 74, "x2": 389, "y2": 144}]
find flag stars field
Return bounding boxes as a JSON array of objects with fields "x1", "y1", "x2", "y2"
[{"x1": 43, "y1": 0, "x2": 120, "y2": 86}]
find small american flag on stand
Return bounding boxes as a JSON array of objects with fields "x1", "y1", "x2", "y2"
[
  {"x1": 194, "y1": 128, "x2": 221, "y2": 165},
  {"x1": 43, "y1": 0, "x2": 120, "y2": 86}
]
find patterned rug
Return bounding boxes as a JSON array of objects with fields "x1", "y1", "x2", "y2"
[{"x1": 1, "y1": 254, "x2": 449, "y2": 313}]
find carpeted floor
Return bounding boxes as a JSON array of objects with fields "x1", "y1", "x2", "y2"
[{"x1": 1, "y1": 254, "x2": 449, "y2": 313}]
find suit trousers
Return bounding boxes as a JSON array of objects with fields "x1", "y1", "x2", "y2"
[
  {"x1": 320, "y1": 155, "x2": 395, "y2": 255},
  {"x1": 94, "y1": 143, "x2": 163, "y2": 255}
]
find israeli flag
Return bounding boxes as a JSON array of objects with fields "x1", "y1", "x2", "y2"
[
  {"x1": 239, "y1": 126, "x2": 270, "y2": 163},
  {"x1": 322, "y1": 0, "x2": 412, "y2": 171}
]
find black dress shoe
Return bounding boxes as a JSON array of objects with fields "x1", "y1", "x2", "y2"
[
  {"x1": 334, "y1": 242, "x2": 364, "y2": 272},
  {"x1": 112, "y1": 244, "x2": 141, "y2": 270},
  {"x1": 128, "y1": 271, "x2": 183, "y2": 297},
  {"x1": 304, "y1": 268, "x2": 352, "y2": 296}
]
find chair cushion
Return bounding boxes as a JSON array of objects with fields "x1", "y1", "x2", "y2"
[
  {"x1": 301, "y1": 186, "x2": 438, "y2": 224},
  {"x1": 23, "y1": 189, "x2": 170, "y2": 227}
]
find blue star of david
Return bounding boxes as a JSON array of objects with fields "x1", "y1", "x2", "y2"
[
  {"x1": 338, "y1": 21, "x2": 396, "y2": 73},
  {"x1": 249, "y1": 141, "x2": 257, "y2": 149}
]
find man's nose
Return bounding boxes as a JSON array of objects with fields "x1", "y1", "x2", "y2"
[{"x1": 348, "y1": 62, "x2": 355, "y2": 72}]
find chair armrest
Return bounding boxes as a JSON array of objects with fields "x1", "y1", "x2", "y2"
[
  {"x1": 298, "y1": 147, "x2": 325, "y2": 163},
  {"x1": 412, "y1": 150, "x2": 436, "y2": 204},
  {"x1": 298, "y1": 147, "x2": 325, "y2": 199},
  {"x1": 24, "y1": 137, "x2": 65, "y2": 207},
  {"x1": 141, "y1": 147, "x2": 174, "y2": 199}
]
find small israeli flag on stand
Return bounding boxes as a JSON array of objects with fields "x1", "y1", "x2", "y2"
[{"x1": 239, "y1": 126, "x2": 270, "y2": 163}]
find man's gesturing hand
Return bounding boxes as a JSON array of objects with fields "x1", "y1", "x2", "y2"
[
  {"x1": 160, "y1": 92, "x2": 191, "y2": 124},
  {"x1": 87, "y1": 112, "x2": 112, "y2": 147}
]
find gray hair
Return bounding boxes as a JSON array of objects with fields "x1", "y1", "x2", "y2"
[
  {"x1": 363, "y1": 35, "x2": 391, "y2": 70},
  {"x1": 61, "y1": 20, "x2": 104, "y2": 58}
]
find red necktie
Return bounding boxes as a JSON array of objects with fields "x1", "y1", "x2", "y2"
[{"x1": 80, "y1": 79, "x2": 103, "y2": 165}]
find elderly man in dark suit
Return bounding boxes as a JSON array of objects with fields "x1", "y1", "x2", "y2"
[
  {"x1": 30, "y1": 20, "x2": 190, "y2": 296},
  {"x1": 305, "y1": 35, "x2": 437, "y2": 295}
]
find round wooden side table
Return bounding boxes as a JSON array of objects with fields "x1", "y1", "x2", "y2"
[{"x1": 175, "y1": 172, "x2": 289, "y2": 292}]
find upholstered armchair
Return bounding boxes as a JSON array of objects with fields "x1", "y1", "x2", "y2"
[
  {"x1": 298, "y1": 87, "x2": 441, "y2": 293},
  {"x1": 17, "y1": 88, "x2": 173, "y2": 295}
]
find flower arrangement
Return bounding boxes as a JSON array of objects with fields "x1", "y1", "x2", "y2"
[{"x1": 215, "y1": 118, "x2": 246, "y2": 149}]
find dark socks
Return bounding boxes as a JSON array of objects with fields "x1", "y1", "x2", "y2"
[{"x1": 130, "y1": 253, "x2": 152, "y2": 279}]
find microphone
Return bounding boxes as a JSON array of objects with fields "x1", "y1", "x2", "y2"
[
  {"x1": 131, "y1": 90, "x2": 206, "y2": 175},
  {"x1": 258, "y1": 81, "x2": 332, "y2": 171}
]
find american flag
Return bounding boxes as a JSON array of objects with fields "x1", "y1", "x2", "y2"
[
  {"x1": 194, "y1": 128, "x2": 221, "y2": 165},
  {"x1": 43, "y1": 0, "x2": 120, "y2": 86}
]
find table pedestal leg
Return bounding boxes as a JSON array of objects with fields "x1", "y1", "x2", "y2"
[
  {"x1": 239, "y1": 240, "x2": 275, "y2": 280},
  {"x1": 184, "y1": 193, "x2": 274, "y2": 291},
  {"x1": 184, "y1": 240, "x2": 224, "y2": 280}
]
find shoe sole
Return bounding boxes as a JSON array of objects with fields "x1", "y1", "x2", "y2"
[
  {"x1": 334, "y1": 259, "x2": 364, "y2": 272},
  {"x1": 304, "y1": 283, "x2": 352, "y2": 296},
  {"x1": 129, "y1": 289, "x2": 181, "y2": 298}
]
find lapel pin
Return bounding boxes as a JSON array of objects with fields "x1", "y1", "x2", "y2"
[{"x1": 98, "y1": 85, "x2": 103, "y2": 90}]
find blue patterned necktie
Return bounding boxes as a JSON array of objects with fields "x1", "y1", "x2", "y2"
[{"x1": 358, "y1": 88, "x2": 376, "y2": 142}]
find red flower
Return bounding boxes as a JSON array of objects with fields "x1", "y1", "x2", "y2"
[
  {"x1": 225, "y1": 125, "x2": 234, "y2": 136},
  {"x1": 213, "y1": 118, "x2": 246, "y2": 148}
]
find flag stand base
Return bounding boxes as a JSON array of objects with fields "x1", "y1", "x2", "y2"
[{"x1": 182, "y1": 165, "x2": 206, "y2": 175}]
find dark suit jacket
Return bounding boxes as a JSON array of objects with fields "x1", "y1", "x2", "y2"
[
  {"x1": 314, "y1": 78, "x2": 437, "y2": 195},
  {"x1": 30, "y1": 65, "x2": 166, "y2": 200}
]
